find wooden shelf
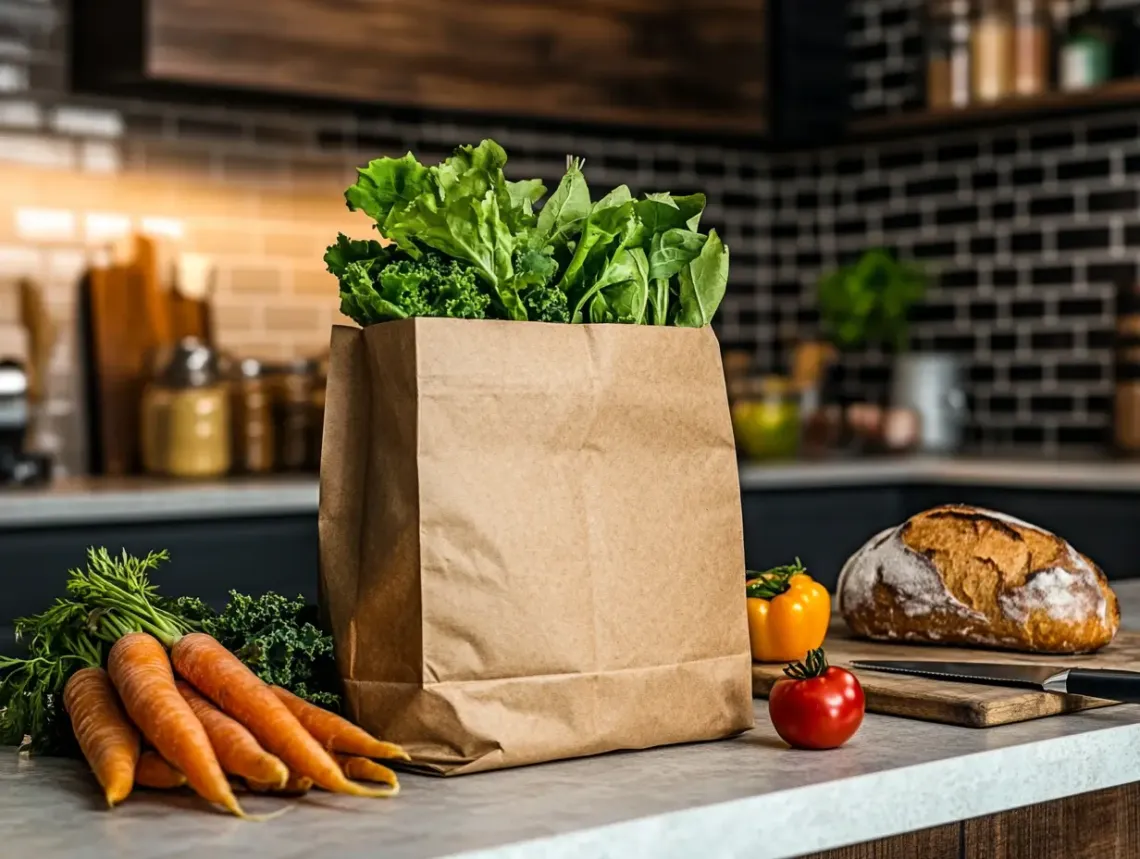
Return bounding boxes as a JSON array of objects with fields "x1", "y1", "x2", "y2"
[{"x1": 849, "y1": 80, "x2": 1140, "y2": 139}]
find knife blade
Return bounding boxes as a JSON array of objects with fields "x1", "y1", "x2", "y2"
[{"x1": 851, "y1": 660, "x2": 1140, "y2": 704}]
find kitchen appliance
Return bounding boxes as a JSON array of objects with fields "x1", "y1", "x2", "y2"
[
  {"x1": 890, "y1": 352, "x2": 968, "y2": 453},
  {"x1": 853, "y1": 659, "x2": 1140, "y2": 704},
  {"x1": 752, "y1": 621, "x2": 1140, "y2": 727},
  {"x1": 0, "y1": 360, "x2": 51, "y2": 486}
]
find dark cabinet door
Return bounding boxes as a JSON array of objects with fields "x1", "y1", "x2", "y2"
[{"x1": 78, "y1": 0, "x2": 767, "y2": 133}]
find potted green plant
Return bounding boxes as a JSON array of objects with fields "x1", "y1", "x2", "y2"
[
  {"x1": 817, "y1": 248, "x2": 927, "y2": 352},
  {"x1": 817, "y1": 250, "x2": 967, "y2": 453}
]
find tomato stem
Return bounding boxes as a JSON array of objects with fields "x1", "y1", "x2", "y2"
[
  {"x1": 745, "y1": 558, "x2": 806, "y2": 600},
  {"x1": 783, "y1": 647, "x2": 829, "y2": 680}
]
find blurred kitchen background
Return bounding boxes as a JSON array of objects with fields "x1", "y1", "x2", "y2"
[{"x1": 9, "y1": 0, "x2": 1140, "y2": 644}]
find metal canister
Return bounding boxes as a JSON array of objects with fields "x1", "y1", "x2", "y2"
[
  {"x1": 140, "y1": 338, "x2": 231, "y2": 478},
  {"x1": 231, "y1": 358, "x2": 276, "y2": 474},
  {"x1": 275, "y1": 358, "x2": 318, "y2": 472}
]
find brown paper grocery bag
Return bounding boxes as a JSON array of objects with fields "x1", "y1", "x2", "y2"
[{"x1": 319, "y1": 318, "x2": 752, "y2": 775}]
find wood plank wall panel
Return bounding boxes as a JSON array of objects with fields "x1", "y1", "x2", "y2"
[
  {"x1": 799, "y1": 782, "x2": 1140, "y2": 859},
  {"x1": 145, "y1": 0, "x2": 766, "y2": 132},
  {"x1": 963, "y1": 782, "x2": 1140, "y2": 859}
]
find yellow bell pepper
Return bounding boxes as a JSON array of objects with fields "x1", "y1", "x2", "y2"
[{"x1": 746, "y1": 559, "x2": 830, "y2": 663}]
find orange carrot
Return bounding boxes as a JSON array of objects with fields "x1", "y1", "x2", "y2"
[
  {"x1": 108, "y1": 632, "x2": 246, "y2": 817},
  {"x1": 63, "y1": 667, "x2": 140, "y2": 807},
  {"x1": 135, "y1": 750, "x2": 186, "y2": 789},
  {"x1": 176, "y1": 680, "x2": 288, "y2": 789},
  {"x1": 247, "y1": 773, "x2": 313, "y2": 796},
  {"x1": 334, "y1": 755, "x2": 399, "y2": 796},
  {"x1": 172, "y1": 633, "x2": 391, "y2": 798},
  {"x1": 270, "y1": 686, "x2": 410, "y2": 762}
]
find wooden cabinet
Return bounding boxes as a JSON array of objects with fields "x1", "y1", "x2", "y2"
[{"x1": 75, "y1": 0, "x2": 769, "y2": 134}]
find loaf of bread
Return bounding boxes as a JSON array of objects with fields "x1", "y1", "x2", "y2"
[{"x1": 837, "y1": 505, "x2": 1119, "y2": 654}]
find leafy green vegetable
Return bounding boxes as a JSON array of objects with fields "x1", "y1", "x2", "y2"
[
  {"x1": 326, "y1": 240, "x2": 490, "y2": 323},
  {"x1": 331, "y1": 140, "x2": 730, "y2": 328},
  {"x1": 587, "y1": 248, "x2": 650, "y2": 324},
  {"x1": 0, "y1": 549, "x2": 193, "y2": 753},
  {"x1": 817, "y1": 249, "x2": 928, "y2": 351},
  {"x1": 675, "y1": 229, "x2": 730, "y2": 328},
  {"x1": 1, "y1": 548, "x2": 344, "y2": 754},
  {"x1": 535, "y1": 157, "x2": 590, "y2": 250},
  {"x1": 168, "y1": 592, "x2": 339, "y2": 709}
]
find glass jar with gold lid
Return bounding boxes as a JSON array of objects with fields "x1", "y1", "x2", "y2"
[{"x1": 141, "y1": 338, "x2": 232, "y2": 478}]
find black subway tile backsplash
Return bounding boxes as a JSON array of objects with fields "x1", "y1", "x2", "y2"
[
  {"x1": 1031, "y1": 265, "x2": 1074, "y2": 285},
  {"x1": 1010, "y1": 364, "x2": 1045, "y2": 382},
  {"x1": 1056, "y1": 227, "x2": 1112, "y2": 252},
  {"x1": 1088, "y1": 189, "x2": 1138, "y2": 212},
  {"x1": 1029, "y1": 196, "x2": 1076, "y2": 217},
  {"x1": 1057, "y1": 157, "x2": 1112, "y2": 181},
  {"x1": 906, "y1": 175, "x2": 958, "y2": 196}
]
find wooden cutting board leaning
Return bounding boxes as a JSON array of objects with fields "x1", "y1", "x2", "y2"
[{"x1": 752, "y1": 618, "x2": 1140, "y2": 728}]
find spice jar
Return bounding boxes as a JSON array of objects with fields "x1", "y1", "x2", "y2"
[
  {"x1": 231, "y1": 358, "x2": 276, "y2": 474},
  {"x1": 1060, "y1": 0, "x2": 1113, "y2": 92},
  {"x1": 927, "y1": 0, "x2": 973, "y2": 109},
  {"x1": 973, "y1": 0, "x2": 1015, "y2": 103},
  {"x1": 1014, "y1": 0, "x2": 1051, "y2": 96},
  {"x1": 275, "y1": 358, "x2": 318, "y2": 472},
  {"x1": 140, "y1": 338, "x2": 231, "y2": 478}
]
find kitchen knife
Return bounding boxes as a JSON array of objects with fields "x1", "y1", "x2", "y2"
[{"x1": 851, "y1": 660, "x2": 1140, "y2": 704}]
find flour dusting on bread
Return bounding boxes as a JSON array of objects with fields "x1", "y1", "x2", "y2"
[
  {"x1": 839, "y1": 504, "x2": 1119, "y2": 654},
  {"x1": 838, "y1": 526, "x2": 986, "y2": 621}
]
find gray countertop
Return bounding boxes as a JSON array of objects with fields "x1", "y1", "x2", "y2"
[
  {"x1": 4, "y1": 582, "x2": 1140, "y2": 859},
  {"x1": 1, "y1": 457, "x2": 1140, "y2": 528},
  {"x1": 739, "y1": 455, "x2": 1140, "y2": 491},
  {"x1": 0, "y1": 476, "x2": 318, "y2": 527}
]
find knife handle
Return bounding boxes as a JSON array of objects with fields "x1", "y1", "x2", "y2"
[{"x1": 1061, "y1": 669, "x2": 1140, "y2": 704}]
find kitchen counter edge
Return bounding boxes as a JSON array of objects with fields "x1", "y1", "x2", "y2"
[{"x1": 0, "y1": 477, "x2": 319, "y2": 528}]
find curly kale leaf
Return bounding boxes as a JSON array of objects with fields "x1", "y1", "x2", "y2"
[
  {"x1": 328, "y1": 245, "x2": 491, "y2": 326},
  {"x1": 179, "y1": 592, "x2": 341, "y2": 709},
  {"x1": 511, "y1": 247, "x2": 568, "y2": 323}
]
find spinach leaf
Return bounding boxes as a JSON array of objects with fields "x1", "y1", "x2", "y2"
[
  {"x1": 571, "y1": 246, "x2": 648, "y2": 323},
  {"x1": 649, "y1": 228, "x2": 706, "y2": 281},
  {"x1": 648, "y1": 277, "x2": 669, "y2": 326},
  {"x1": 589, "y1": 248, "x2": 650, "y2": 324},
  {"x1": 636, "y1": 192, "x2": 706, "y2": 235},
  {"x1": 673, "y1": 193, "x2": 706, "y2": 230},
  {"x1": 558, "y1": 199, "x2": 638, "y2": 295},
  {"x1": 535, "y1": 156, "x2": 590, "y2": 249},
  {"x1": 675, "y1": 229, "x2": 729, "y2": 328},
  {"x1": 595, "y1": 184, "x2": 633, "y2": 210}
]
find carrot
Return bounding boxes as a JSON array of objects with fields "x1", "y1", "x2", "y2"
[
  {"x1": 172, "y1": 633, "x2": 391, "y2": 798},
  {"x1": 334, "y1": 755, "x2": 399, "y2": 796},
  {"x1": 176, "y1": 680, "x2": 288, "y2": 789},
  {"x1": 108, "y1": 632, "x2": 246, "y2": 817},
  {"x1": 247, "y1": 773, "x2": 313, "y2": 796},
  {"x1": 63, "y1": 667, "x2": 140, "y2": 807},
  {"x1": 135, "y1": 750, "x2": 186, "y2": 789},
  {"x1": 270, "y1": 686, "x2": 410, "y2": 762}
]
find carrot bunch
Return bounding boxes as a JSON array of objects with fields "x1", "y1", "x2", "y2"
[{"x1": 1, "y1": 548, "x2": 409, "y2": 817}]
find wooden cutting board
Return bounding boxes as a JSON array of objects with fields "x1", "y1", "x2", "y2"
[{"x1": 752, "y1": 620, "x2": 1140, "y2": 728}]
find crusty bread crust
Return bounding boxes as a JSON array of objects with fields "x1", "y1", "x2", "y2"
[{"x1": 838, "y1": 504, "x2": 1120, "y2": 654}]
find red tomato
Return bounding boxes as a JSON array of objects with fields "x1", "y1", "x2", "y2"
[{"x1": 768, "y1": 651, "x2": 864, "y2": 750}]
